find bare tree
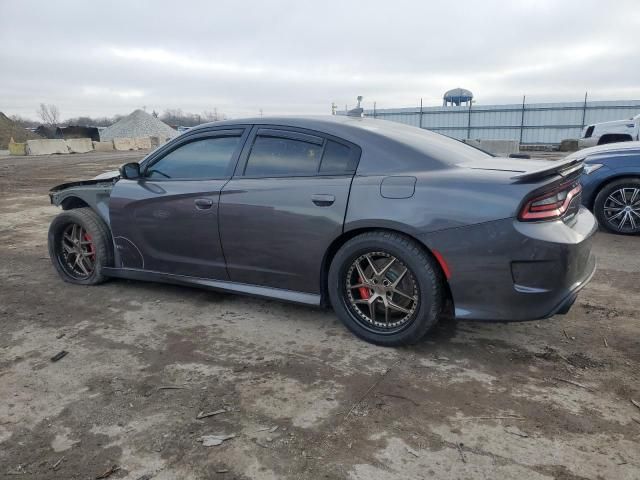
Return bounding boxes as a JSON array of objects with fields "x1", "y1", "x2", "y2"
[{"x1": 37, "y1": 103, "x2": 60, "y2": 127}]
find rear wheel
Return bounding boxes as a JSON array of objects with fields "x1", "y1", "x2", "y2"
[
  {"x1": 328, "y1": 231, "x2": 444, "y2": 346},
  {"x1": 48, "y1": 208, "x2": 113, "y2": 284},
  {"x1": 593, "y1": 178, "x2": 640, "y2": 235}
]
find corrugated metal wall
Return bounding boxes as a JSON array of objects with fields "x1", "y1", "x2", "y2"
[{"x1": 352, "y1": 100, "x2": 640, "y2": 145}]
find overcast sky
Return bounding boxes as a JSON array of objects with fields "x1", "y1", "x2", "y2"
[{"x1": 1, "y1": 0, "x2": 639, "y2": 120}]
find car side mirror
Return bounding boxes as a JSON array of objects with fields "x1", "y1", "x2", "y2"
[{"x1": 120, "y1": 162, "x2": 141, "y2": 179}]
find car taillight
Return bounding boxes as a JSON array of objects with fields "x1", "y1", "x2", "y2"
[{"x1": 519, "y1": 180, "x2": 582, "y2": 221}]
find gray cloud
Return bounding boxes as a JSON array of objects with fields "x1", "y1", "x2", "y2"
[{"x1": 1, "y1": 0, "x2": 638, "y2": 120}]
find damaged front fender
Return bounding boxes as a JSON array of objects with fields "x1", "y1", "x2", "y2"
[{"x1": 49, "y1": 176, "x2": 119, "y2": 226}]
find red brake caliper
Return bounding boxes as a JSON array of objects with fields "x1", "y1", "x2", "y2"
[
  {"x1": 358, "y1": 276, "x2": 371, "y2": 300},
  {"x1": 84, "y1": 232, "x2": 95, "y2": 260}
]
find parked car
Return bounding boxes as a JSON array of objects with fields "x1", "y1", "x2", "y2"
[
  {"x1": 47, "y1": 117, "x2": 597, "y2": 346},
  {"x1": 578, "y1": 114, "x2": 640, "y2": 148},
  {"x1": 567, "y1": 141, "x2": 640, "y2": 235}
]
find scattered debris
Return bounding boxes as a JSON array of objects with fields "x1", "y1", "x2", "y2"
[
  {"x1": 462, "y1": 415, "x2": 525, "y2": 421},
  {"x1": 551, "y1": 377, "x2": 594, "y2": 392},
  {"x1": 269, "y1": 426, "x2": 279, "y2": 433},
  {"x1": 216, "y1": 469, "x2": 229, "y2": 474},
  {"x1": 51, "y1": 456, "x2": 65, "y2": 471},
  {"x1": 631, "y1": 399, "x2": 640, "y2": 411},
  {"x1": 632, "y1": 418, "x2": 640, "y2": 425},
  {"x1": 603, "y1": 336, "x2": 608, "y2": 348},
  {"x1": 345, "y1": 359, "x2": 402, "y2": 420},
  {"x1": 198, "y1": 434, "x2": 236, "y2": 447},
  {"x1": 136, "y1": 474, "x2": 153, "y2": 480},
  {"x1": 563, "y1": 330, "x2": 570, "y2": 341},
  {"x1": 56, "y1": 333, "x2": 65, "y2": 339},
  {"x1": 157, "y1": 385, "x2": 186, "y2": 391},
  {"x1": 96, "y1": 464, "x2": 120, "y2": 479},
  {"x1": 50, "y1": 350, "x2": 68, "y2": 362},
  {"x1": 197, "y1": 409, "x2": 226, "y2": 419},
  {"x1": 406, "y1": 446, "x2": 420, "y2": 457},
  {"x1": 253, "y1": 439, "x2": 269, "y2": 449},
  {"x1": 504, "y1": 427, "x2": 529, "y2": 438},
  {"x1": 379, "y1": 393, "x2": 420, "y2": 406},
  {"x1": 456, "y1": 442, "x2": 467, "y2": 463}
]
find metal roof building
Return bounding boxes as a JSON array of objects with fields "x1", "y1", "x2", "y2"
[{"x1": 357, "y1": 99, "x2": 640, "y2": 145}]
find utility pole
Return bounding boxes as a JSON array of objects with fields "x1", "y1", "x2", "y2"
[
  {"x1": 419, "y1": 98, "x2": 423, "y2": 129},
  {"x1": 519, "y1": 95, "x2": 526, "y2": 144},
  {"x1": 331, "y1": 102, "x2": 337, "y2": 115},
  {"x1": 581, "y1": 92, "x2": 588, "y2": 129}
]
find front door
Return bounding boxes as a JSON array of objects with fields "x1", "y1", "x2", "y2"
[
  {"x1": 109, "y1": 129, "x2": 247, "y2": 279},
  {"x1": 219, "y1": 127, "x2": 360, "y2": 293}
]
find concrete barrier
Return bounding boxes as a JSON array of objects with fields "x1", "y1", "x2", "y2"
[
  {"x1": 112, "y1": 137, "x2": 137, "y2": 151},
  {"x1": 66, "y1": 138, "x2": 93, "y2": 153},
  {"x1": 150, "y1": 135, "x2": 173, "y2": 148},
  {"x1": 9, "y1": 140, "x2": 26, "y2": 156},
  {"x1": 559, "y1": 139, "x2": 579, "y2": 152},
  {"x1": 25, "y1": 139, "x2": 68, "y2": 155},
  {"x1": 135, "y1": 137, "x2": 152, "y2": 150},
  {"x1": 463, "y1": 139, "x2": 520, "y2": 156},
  {"x1": 92, "y1": 141, "x2": 114, "y2": 152}
]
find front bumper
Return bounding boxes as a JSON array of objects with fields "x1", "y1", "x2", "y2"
[{"x1": 421, "y1": 206, "x2": 598, "y2": 321}]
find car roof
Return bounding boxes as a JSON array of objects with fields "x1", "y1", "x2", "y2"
[{"x1": 189, "y1": 115, "x2": 492, "y2": 174}]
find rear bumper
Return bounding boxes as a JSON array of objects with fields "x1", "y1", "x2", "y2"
[{"x1": 420, "y1": 206, "x2": 598, "y2": 322}]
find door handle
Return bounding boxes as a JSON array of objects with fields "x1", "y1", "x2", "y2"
[
  {"x1": 311, "y1": 194, "x2": 335, "y2": 206},
  {"x1": 194, "y1": 198, "x2": 214, "y2": 210}
]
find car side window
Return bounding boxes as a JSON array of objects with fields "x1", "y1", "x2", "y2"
[
  {"x1": 146, "y1": 136, "x2": 241, "y2": 180},
  {"x1": 244, "y1": 135, "x2": 322, "y2": 177},
  {"x1": 319, "y1": 140, "x2": 353, "y2": 174}
]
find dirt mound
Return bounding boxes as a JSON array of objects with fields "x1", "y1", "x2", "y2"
[
  {"x1": 0, "y1": 112, "x2": 40, "y2": 149},
  {"x1": 99, "y1": 109, "x2": 178, "y2": 142}
]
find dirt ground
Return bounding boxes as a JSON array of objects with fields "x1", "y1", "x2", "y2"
[{"x1": 0, "y1": 150, "x2": 639, "y2": 480}]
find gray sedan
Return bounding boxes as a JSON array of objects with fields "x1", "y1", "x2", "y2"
[{"x1": 48, "y1": 116, "x2": 597, "y2": 345}]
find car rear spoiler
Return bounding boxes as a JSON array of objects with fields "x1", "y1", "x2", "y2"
[{"x1": 511, "y1": 158, "x2": 583, "y2": 183}]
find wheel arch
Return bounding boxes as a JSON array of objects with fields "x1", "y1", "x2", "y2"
[
  {"x1": 320, "y1": 226, "x2": 453, "y2": 309},
  {"x1": 60, "y1": 195, "x2": 90, "y2": 210},
  {"x1": 597, "y1": 134, "x2": 633, "y2": 145}
]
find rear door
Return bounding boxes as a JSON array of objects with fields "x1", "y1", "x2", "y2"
[
  {"x1": 219, "y1": 127, "x2": 360, "y2": 293},
  {"x1": 109, "y1": 128, "x2": 248, "y2": 279}
]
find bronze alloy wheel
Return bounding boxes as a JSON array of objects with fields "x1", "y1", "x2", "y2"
[
  {"x1": 57, "y1": 223, "x2": 96, "y2": 279},
  {"x1": 344, "y1": 251, "x2": 419, "y2": 331}
]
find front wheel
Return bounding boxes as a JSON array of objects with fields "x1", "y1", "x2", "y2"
[
  {"x1": 328, "y1": 231, "x2": 445, "y2": 346},
  {"x1": 593, "y1": 178, "x2": 640, "y2": 235},
  {"x1": 48, "y1": 208, "x2": 113, "y2": 284}
]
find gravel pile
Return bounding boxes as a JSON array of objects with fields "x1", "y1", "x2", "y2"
[
  {"x1": 99, "y1": 109, "x2": 178, "y2": 142},
  {"x1": 0, "y1": 112, "x2": 40, "y2": 149}
]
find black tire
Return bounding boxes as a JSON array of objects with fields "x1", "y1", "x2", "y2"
[
  {"x1": 328, "y1": 231, "x2": 445, "y2": 346},
  {"x1": 48, "y1": 208, "x2": 113, "y2": 284},
  {"x1": 593, "y1": 178, "x2": 640, "y2": 235}
]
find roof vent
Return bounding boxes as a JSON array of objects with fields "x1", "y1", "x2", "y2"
[{"x1": 347, "y1": 96, "x2": 364, "y2": 117}]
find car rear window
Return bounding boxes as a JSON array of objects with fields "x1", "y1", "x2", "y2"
[{"x1": 319, "y1": 140, "x2": 354, "y2": 173}]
